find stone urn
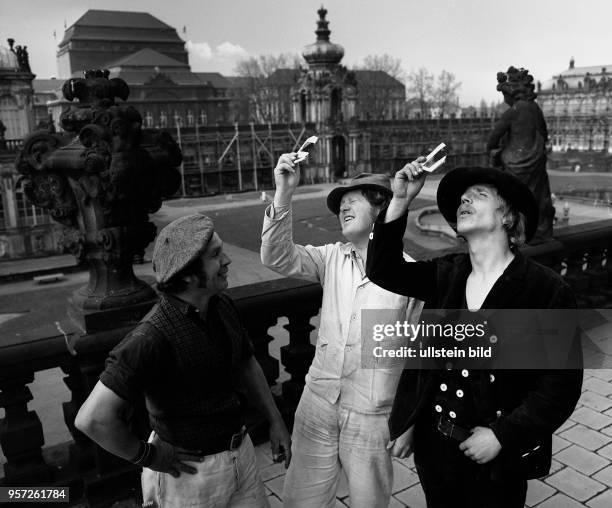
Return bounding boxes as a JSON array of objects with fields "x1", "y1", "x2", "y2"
[{"x1": 16, "y1": 69, "x2": 181, "y2": 332}]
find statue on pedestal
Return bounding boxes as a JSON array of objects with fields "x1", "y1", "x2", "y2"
[
  {"x1": 15, "y1": 69, "x2": 181, "y2": 332},
  {"x1": 487, "y1": 66, "x2": 554, "y2": 241}
]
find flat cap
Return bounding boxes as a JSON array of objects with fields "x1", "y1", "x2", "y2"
[{"x1": 152, "y1": 213, "x2": 214, "y2": 284}]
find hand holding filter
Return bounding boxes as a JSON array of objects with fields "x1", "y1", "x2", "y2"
[
  {"x1": 422, "y1": 143, "x2": 447, "y2": 173},
  {"x1": 295, "y1": 135, "x2": 319, "y2": 163}
]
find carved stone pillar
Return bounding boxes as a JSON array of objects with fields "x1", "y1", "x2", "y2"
[{"x1": 15, "y1": 70, "x2": 181, "y2": 333}]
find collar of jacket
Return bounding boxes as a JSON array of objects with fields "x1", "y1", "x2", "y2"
[{"x1": 443, "y1": 251, "x2": 529, "y2": 309}]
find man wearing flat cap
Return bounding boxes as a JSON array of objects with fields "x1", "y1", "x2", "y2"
[
  {"x1": 366, "y1": 161, "x2": 583, "y2": 507},
  {"x1": 76, "y1": 214, "x2": 290, "y2": 508},
  {"x1": 261, "y1": 153, "x2": 423, "y2": 508}
]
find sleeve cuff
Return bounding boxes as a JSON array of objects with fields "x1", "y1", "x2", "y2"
[
  {"x1": 267, "y1": 202, "x2": 291, "y2": 220},
  {"x1": 373, "y1": 208, "x2": 409, "y2": 234}
]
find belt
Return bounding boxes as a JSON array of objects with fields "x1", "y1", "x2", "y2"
[
  {"x1": 197, "y1": 426, "x2": 248, "y2": 457},
  {"x1": 436, "y1": 416, "x2": 471, "y2": 442}
]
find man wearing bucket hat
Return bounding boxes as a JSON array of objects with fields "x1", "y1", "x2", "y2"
[
  {"x1": 365, "y1": 162, "x2": 583, "y2": 507},
  {"x1": 76, "y1": 213, "x2": 290, "y2": 508},
  {"x1": 261, "y1": 153, "x2": 423, "y2": 508}
]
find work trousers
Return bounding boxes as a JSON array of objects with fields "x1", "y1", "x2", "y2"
[
  {"x1": 283, "y1": 386, "x2": 393, "y2": 508},
  {"x1": 141, "y1": 433, "x2": 269, "y2": 508}
]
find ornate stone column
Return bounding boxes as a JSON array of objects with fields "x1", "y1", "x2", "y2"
[{"x1": 15, "y1": 69, "x2": 181, "y2": 333}]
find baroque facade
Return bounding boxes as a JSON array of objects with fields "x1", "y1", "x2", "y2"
[
  {"x1": 50, "y1": 9, "x2": 233, "y2": 129},
  {"x1": 538, "y1": 58, "x2": 612, "y2": 153},
  {"x1": 0, "y1": 40, "x2": 59, "y2": 260}
]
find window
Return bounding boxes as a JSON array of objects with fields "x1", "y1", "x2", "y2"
[
  {"x1": 16, "y1": 191, "x2": 48, "y2": 226},
  {"x1": 160, "y1": 111, "x2": 167, "y2": 127},
  {"x1": 0, "y1": 95, "x2": 23, "y2": 139}
]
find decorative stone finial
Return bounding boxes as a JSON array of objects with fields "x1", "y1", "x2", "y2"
[{"x1": 316, "y1": 6, "x2": 330, "y2": 42}]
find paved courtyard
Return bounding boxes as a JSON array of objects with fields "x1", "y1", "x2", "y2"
[{"x1": 254, "y1": 368, "x2": 612, "y2": 507}]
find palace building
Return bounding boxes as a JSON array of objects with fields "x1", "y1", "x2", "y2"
[{"x1": 538, "y1": 58, "x2": 612, "y2": 154}]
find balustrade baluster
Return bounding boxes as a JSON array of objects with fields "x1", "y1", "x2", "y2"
[
  {"x1": 564, "y1": 249, "x2": 590, "y2": 308},
  {"x1": 247, "y1": 316, "x2": 281, "y2": 386},
  {"x1": 281, "y1": 311, "x2": 316, "y2": 407},
  {"x1": 584, "y1": 246, "x2": 607, "y2": 307},
  {"x1": 0, "y1": 373, "x2": 52, "y2": 484}
]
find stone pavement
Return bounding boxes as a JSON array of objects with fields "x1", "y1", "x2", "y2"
[{"x1": 254, "y1": 369, "x2": 612, "y2": 507}]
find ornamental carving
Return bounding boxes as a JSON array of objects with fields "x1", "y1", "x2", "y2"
[{"x1": 16, "y1": 69, "x2": 181, "y2": 324}]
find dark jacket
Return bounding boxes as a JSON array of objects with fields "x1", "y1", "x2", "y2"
[{"x1": 366, "y1": 212, "x2": 583, "y2": 478}]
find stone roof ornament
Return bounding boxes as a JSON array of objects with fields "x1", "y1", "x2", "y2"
[
  {"x1": 7, "y1": 38, "x2": 31, "y2": 72},
  {"x1": 315, "y1": 6, "x2": 331, "y2": 41}
]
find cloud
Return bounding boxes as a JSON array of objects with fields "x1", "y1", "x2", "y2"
[
  {"x1": 215, "y1": 42, "x2": 249, "y2": 59},
  {"x1": 186, "y1": 41, "x2": 213, "y2": 60},
  {"x1": 186, "y1": 40, "x2": 250, "y2": 74},
  {"x1": 186, "y1": 40, "x2": 248, "y2": 61}
]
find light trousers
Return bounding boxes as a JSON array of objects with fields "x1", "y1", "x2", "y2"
[
  {"x1": 142, "y1": 433, "x2": 269, "y2": 508},
  {"x1": 283, "y1": 386, "x2": 393, "y2": 508}
]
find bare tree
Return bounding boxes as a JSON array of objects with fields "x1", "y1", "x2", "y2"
[
  {"x1": 357, "y1": 54, "x2": 406, "y2": 120},
  {"x1": 361, "y1": 54, "x2": 405, "y2": 81},
  {"x1": 407, "y1": 68, "x2": 434, "y2": 118},
  {"x1": 234, "y1": 53, "x2": 302, "y2": 123},
  {"x1": 435, "y1": 70, "x2": 461, "y2": 117}
]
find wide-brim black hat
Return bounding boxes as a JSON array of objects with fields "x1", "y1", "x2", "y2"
[
  {"x1": 327, "y1": 173, "x2": 392, "y2": 214},
  {"x1": 436, "y1": 166, "x2": 538, "y2": 242}
]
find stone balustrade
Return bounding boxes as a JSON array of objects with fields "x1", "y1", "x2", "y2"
[{"x1": 1, "y1": 221, "x2": 612, "y2": 505}]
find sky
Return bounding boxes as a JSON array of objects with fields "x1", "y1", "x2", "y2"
[{"x1": 1, "y1": 0, "x2": 612, "y2": 106}]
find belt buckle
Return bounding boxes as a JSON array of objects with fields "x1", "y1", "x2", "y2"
[
  {"x1": 437, "y1": 416, "x2": 452, "y2": 438},
  {"x1": 229, "y1": 427, "x2": 245, "y2": 451}
]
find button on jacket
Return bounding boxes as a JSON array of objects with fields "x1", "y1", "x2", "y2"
[{"x1": 261, "y1": 204, "x2": 423, "y2": 414}]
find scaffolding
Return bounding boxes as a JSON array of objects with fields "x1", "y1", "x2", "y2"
[
  {"x1": 169, "y1": 117, "x2": 496, "y2": 196},
  {"x1": 171, "y1": 122, "x2": 315, "y2": 196}
]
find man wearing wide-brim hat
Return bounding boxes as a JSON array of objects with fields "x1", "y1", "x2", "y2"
[
  {"x1": 366, "y1": 162, "x2": 583, "y2": 507},
  {"x1": 76, "y1": 214, "x2": 290, "y2": 508},
  {"x1": 261, "y1": 154, "x2": 423, "y2": 508}
]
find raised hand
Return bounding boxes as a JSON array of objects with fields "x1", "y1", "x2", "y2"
[
  {"x1": 273, "y1": 153, "x2": 300, "y2": 206},
  {"x1": 392, "y1": 156, "x2": 427, "y2": 201}
]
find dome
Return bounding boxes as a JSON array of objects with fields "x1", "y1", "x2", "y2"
[
  {"x1": 302, "y1": 6, "x2": 344, "y2": 67},
  {"x1": 0, "y1": 46, "x2": 19, "y2": 69}
]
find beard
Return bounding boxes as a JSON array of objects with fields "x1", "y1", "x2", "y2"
[{"x1": 194, "y1": 270, "x2": 208, "y2": 289}]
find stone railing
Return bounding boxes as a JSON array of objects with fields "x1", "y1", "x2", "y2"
[
  {"x1": 0, "y1": 277, "x2": 321, "y2": 506},
  {"x1": 0, "y1": 139, "x2": 23, "y2": 153},
  {"x1": 2, "y1": 221, "x2": 612, "y2": 505}
]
